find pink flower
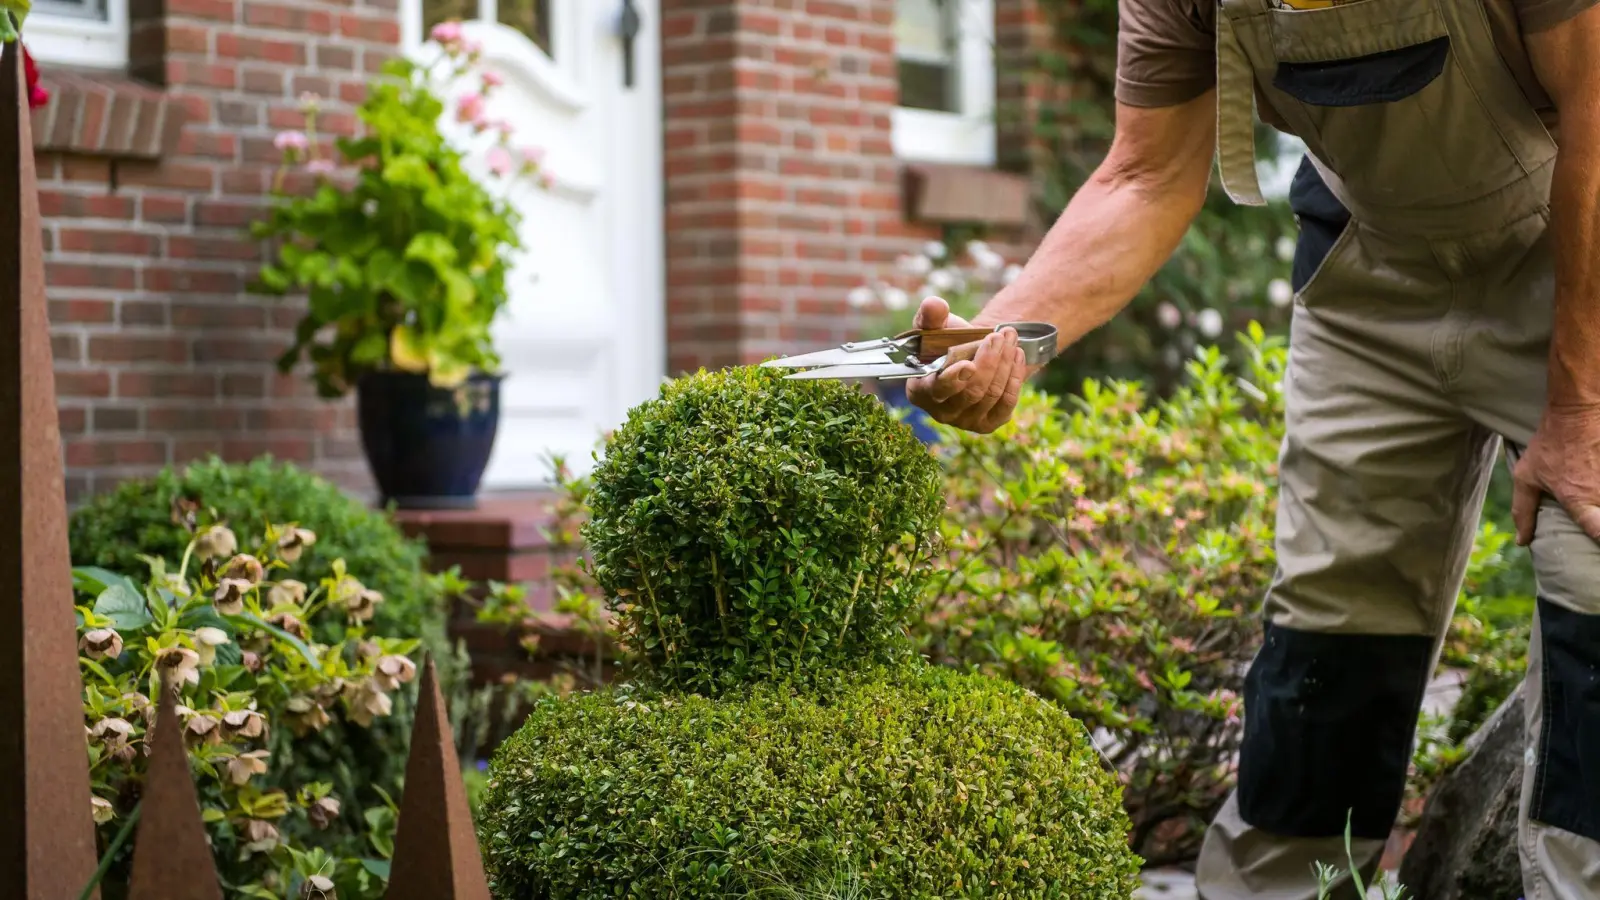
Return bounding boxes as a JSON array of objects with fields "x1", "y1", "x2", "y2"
[
  {"x1": 430, "y1": 21, "x2": 463, "y2": 44},
  {"x1": 486, "y1": 146, "x2": 514, "y2": 177},
  {"x1": 307, "y1": 159, "x2": 336, "y2": 176},
  {"x1": 493, "y1": 119, "x2": 514, "y2": 139},
  {"x1": 455, "y1": 93, "x2": 485, "y2": 124},
  {"x1": 519, "y1": 145, "x2": 545, "y2": 165},
  {"x1": 461, "y1": 38, "x2": 484, "y2": 56},
  {"x1": 482, "y1": 71, "x2": 504, "y2": 89},
  {"x1": 538, "y1": 172, "x2": 555, "y2": 190},
  {"x1": 273, "y1": 130, "x2": 310, "y2": 152}
]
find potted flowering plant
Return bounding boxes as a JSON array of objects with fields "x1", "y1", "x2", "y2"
[
  {"x1": 253, "y1": 22, "x2": 548, "y2": 509},
  {"x1": 846, "y1": 239, "x2": 1022, "y2": 443}
]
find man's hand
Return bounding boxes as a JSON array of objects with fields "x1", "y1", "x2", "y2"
[
  {"x1": 1513, "y1": 406, "x2": 1600, "y2": 544},
  {"x1": 903, "y1": 296, "x2": 1026, "y2": 435}
]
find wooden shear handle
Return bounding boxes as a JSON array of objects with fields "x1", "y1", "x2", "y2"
[{"x1": 901, "y1": 327, "x2": 993, "y2": 363}]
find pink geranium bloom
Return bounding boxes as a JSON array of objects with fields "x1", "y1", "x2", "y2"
[
  {"x1": 273, "y1": 131, "x2": 310, "y2": 152},
  {"x1": 431, "y1": 21, "x2": 463, "y2": 44},
  {"x1": 456, "y1": 93, "x2": 485, "y2": 124},
  {"x1": 520, "y1": 145, "x2": 545, "y2": 165},
  {"x1": 486, "y1": 146, "x2": 514, "y2": 177},
  {"x1": 482, "y1": 71, "x2": 504, "y2": 89}
]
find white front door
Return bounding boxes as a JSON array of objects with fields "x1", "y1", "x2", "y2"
[{"x1": 403, "y1": 0, "x2": 665, "y2": 486}]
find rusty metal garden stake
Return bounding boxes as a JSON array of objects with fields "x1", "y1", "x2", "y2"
[
  {"x1": 126, "y1": 679, "x2": 224, "y2": 900},
  {"x1": 384, "y1": 656, "x2": 492, "y2": 900},
  {"x1": 0, "y1": 34, "x2": 102, "y2": 900}
]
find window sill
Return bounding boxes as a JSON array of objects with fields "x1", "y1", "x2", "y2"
[
  {"x1": 892, "y1": 107, "x2": 996, "y2": 169},
  {"x1": 903, "y1": 162, "x2": 1030, "y2": 228},
  {"x1": 32, "y1": 69, "x2": 185, "y2": 160}
]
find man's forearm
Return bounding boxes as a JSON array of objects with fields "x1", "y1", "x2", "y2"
[
  {"x1": 972, "y1": 169, "x2": 1206, "y2": 350},
  {"x1": 1547, "y1": 132, "x2": 1600, "y2": 409}
]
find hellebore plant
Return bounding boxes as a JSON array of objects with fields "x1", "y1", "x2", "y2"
[{"x1": 254, "y1": 22, "x2": 550, "y2": 398}]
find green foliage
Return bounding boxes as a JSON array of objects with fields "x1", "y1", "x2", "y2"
[
  {"x1": 76, "y1": 528, "x2": 420, "y2": 899},
  {"x1": 67, "y1": 456, "x2": 454, "y2": 866},
  {"x1": 478, "y1": 666, "x2": 1142, "y2": 900},
  {"x1": 252, "y1": 33, "x2": 547, "y2": 397},
  {"x1": 1028, "y1": 0, "x2": 1299, "y2": 398},
  {"x1": 582, "y1": 366, "x2": 946, "y2": 694},
  {"x1": 912, "y1": 325, "x2": 1525, "y2": 863}
]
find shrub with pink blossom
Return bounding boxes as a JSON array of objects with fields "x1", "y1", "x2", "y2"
[{"x1": 253, "y1": 22, "x2": 550, "y2": 398}]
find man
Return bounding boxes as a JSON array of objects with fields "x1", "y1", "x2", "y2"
[{"x1": 906, "y1": 1, "x2": 1600, "y2": 896}]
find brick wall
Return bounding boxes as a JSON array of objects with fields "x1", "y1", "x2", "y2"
[{"x1": 38, "y1": 0, "x2": 400, "y2": 503}]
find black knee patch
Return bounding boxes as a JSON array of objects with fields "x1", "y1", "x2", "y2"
[
  {"x1": 1238, "y1": 623, "x2": 1433, "y2": 839},
  {"x1": 1530, "y1": 597, "x2": 1600, "y2": 842}
]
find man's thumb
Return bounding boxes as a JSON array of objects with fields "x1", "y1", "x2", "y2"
[
  {"x1": 913, "y1": 296, "x2": 949, "y2": 330},
  {"x1": 1512, "y1": 475, "x2": 1541, "y2": 546}
]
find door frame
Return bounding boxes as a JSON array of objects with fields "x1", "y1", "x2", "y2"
[{"x1": 396, "y1": 0, "x2": 666, "y2": 487}]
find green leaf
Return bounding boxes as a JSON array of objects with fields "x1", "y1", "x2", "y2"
[
  {"x1": 359, "y1": 859, "x2": 392, "y2": 879},
  {"x1": 403, "y1": 232, "x2": 460, "y2": 272},
  {"x1": 93, "y1": 584, "x2": 153, "y2": 632}
]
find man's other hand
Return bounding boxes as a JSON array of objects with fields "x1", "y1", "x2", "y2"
[{"x1": 904, "y1": 296, "x2": 1025, "y2": 435}]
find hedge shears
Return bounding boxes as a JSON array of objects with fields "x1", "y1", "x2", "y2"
[{"x1": 760, "y1": 322, "x2": 1060, "y2": 381}]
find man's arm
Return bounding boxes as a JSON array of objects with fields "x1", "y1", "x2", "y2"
[
  {"x1": 905, "y1": 92, "x2": 1217, "y2": 433},
  {"x1": 1512, "y1": 6, "x2": 1600, "y2": 542}
]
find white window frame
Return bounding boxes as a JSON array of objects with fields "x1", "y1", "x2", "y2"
[
  {"x1": 892, "y1": 0, "x2": 996, "y2": 168},
  {"x1": 27, "y1": 0, "x2": 130, "y2": 70}
]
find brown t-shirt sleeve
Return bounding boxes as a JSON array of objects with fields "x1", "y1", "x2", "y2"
[
  {"x1": 1514, "y1": 0, "x2": 1600, "y2": 31},
  {"x1": 1115, "y1": 0, "x2": 1219, "y2": 108}
]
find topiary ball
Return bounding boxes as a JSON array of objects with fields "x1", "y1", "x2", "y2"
[
  {"x1": 479, "y1": 665, "x2": 1141, "y2": 900},
  {"x1": 584, "y1": 366, "x2": 945, "y2": 693}
]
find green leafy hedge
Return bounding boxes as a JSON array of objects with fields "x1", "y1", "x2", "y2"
[
  {"x1": 479, "y1": 666, "x2": 1141, "y2": 900},
  {"x1": 584, "y1": 366, "x2": 945, "y2": 694}
]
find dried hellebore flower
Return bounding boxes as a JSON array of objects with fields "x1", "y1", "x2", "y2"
[
  {"x1": 227, "y1": 749, "x2": 271, "y2": 785},
  {"x1": 221, "y1": 554, "x2": 265, "y2": 585},
  {"x1": 343, "y1": 679, "x2": 392, "y2": 727},
  {"x1": 213, "y1": 578, "x2": 252, "y2": 615},
  {"x1": 242, "y1": 818, "x2": 281, "y2": 854},
  {"x1": 373, "y1": 655, "x2": 417, "y2": 692},
  {"x1": 346, "y1": 588, "x2": 383, "y2": 624},
  {"x1": 154, "y1": 646, "x2": 201, "y2": 687},
  {"x1": 268, "y1": 579, "x2": 308, "y2": 608},
  {"x1": 193, "y1": 627, "x2": 231, "y2": 666},
  {"x1": 275, "y1": 527, "x2": 317, "y2": 563},
  {"x1": 223, "y1": 708, "x2": 268, "y2": 740},
  {"x1": 185, "y1": 712, "x2": 222, "y2": 746},
  {"x1": 307, "y1": 796, "x2": 342, "y2": 830},
  {"x1": 269, "y1": 612, "x2": 309, "y2": 640},
  {"x1": 284, "y1": 696, "x2": 332, "y2": 737},
  {"x1": 91, "y1": 716, "x2": 136, "y2": 761},
  {"x1": 80, "y1": 627, "x2": 124, "y2": 660},
  {"x1": 241, "y1": 650, "x2": 264, "y2": 674},
  {"x1": 122, "y1": 691, "x2": 153, "y2": 725},
  {"x1": 301, "y1": 874, "x2": 337, "y2": 899},
  {"x1": 91, "y1": 796, "x2": 115, "y2": 824},
  {"x1": 194, "y1": 524, "x2": 238, "y2": 560}
]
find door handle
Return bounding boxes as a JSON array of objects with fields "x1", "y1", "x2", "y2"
[{"x1": 618, "y1": 0, "x2": 641, "y2": 89}]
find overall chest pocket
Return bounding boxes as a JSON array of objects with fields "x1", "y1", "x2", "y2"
[{"x1": 1262, "y1": 8, "x2": 1527, "y2": 207}]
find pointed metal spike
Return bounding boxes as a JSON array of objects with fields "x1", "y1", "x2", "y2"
[
  {"x1": 0, "y1": 37, "x2": 102, "y2": 900},
  {"x1": 384, "y1": 656, "x2": 491, "y2": 900},
  {"x1": 126, "y1": 679, "x2": 224, "y2": 900}
]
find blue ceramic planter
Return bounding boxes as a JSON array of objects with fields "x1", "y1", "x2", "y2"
[
  {"x1": 357, "y1": 371, "x2": 501, "y2": 510},
  {"x1": 874, "y1": 380, "x2": 940, "y2": 445}
]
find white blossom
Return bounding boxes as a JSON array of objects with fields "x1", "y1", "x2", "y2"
[
  {"x1": 1276, "y1": 236, "x2": 1296, "y2": 262},
  {"x1": 923, "y1": 240, "x2": 947, "y2": 260},
  {"x1": 897, "y1": 254, "x2": 933, "y2": 277},
  {"x1": 927, "y1": 269, "x2": 957, "y2": 292},
  {"x1": 1267, "y1": 278, "x2": 1294, "y2": 308},
  {"x1": 1196, "y1": 308, "x2": 1224, "y2": 338},
  {"x1": 1003, "y1": 264, "x2": 1024, "y2": 285},
  {"x1": 881, "y1": 287, "x2": 910, "y2": 311},
  {"x1": 1156, "y1": 302, "x2": 1183, "y2": 330},
  {"x1": 846, "y1": 286, "x2": 875, "y2": 309}
]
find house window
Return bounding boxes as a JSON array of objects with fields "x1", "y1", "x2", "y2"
[
  {"x1": 28, "y1": 0, "x2": 130, "y2": 70},
  {"x1": 893, "y1": 0, "x2": 995, "y2": 167},
  {"x1": 419, "y1": 0, "x2": 552, "y2": 57}
]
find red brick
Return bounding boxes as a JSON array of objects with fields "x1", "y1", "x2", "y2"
[
  {"x1": 117, "y1": 372, "x2": 217, "y2": 399},
  {"x1": 56, "y1": 370, "x2": 113, "y2": 398},
  {"x1": 165, "y1": 23, "x2": 211, "y2": 55},
  {"x1": 52, "y1": 333, "x2": 81, "y2": 363},
  {"x1": 88, "y1": 335, "x2": 191, "y2": 364},
  {"x1": 245, "y1": 2, "x2": 335, "y2": 32},
  {"x1": 148, "y1": 405, "x2": 245, "y2": 432},
  {"x1": 168, "y1": 235, "x2": 262, "y2": 262},
  {"x1": 216, "y1": 33, "x2": 309, "y2": 65},
  {"x1": 120, "y1": 301, "x2": 170, "y2": 327},
  {"x1": 222, "y1": 437, "x2": 314, "y2": 462},
  {"x1": 141, "y1": 194, "x2": 190, "y2": 224},
  {"x1": 38, "y1": 190, "x2": 135, "y2": 220},
  {"x1": 47, "y1": 262, "x2": 136, "y2": 290},
  {"x1": 194, "y1": 199, "x2": 266, "y2": 228},
  {"x1": 52, "y1": 298, "x2": 116, "y2": 324},
  {"x1": 144, "y1": 268, "x2": 247, "y2": 296},
  {"x1": 173, "y1": 439, "x2": 226, "y2": 463},
  {"x1": 58, "y1": 228, "x2": 162, "y2": 256},
  {"x1": 61, "y1": 157, "x2": 113, "y2": 184},
  {"x1": 117, "y1": 161, "x2": 216, "y2": 192},
  {"x1": 59, "y1": 407, "x2": 87, "y2": 435},
  {"x1": 166, "y1": 0, "x2": 235, "y2": 22},
  {"x1": 194, "y1": 337, "x2": 286, "y2": 364},
  {"x1": 65, "y1": 439, "x2": 169, "y2": 468},
  {"x1": 166, "y1": 60, "x2": 240, "y2": 90},
  {"x1": 92, "y1": 406, "x2": 144, "y2": 432}
]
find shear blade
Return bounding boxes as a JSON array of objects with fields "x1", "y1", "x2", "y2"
[
  {"x1": 762, "y1": 347, "x2": 895, "y2": 369},
  {"x1": 783, "y1": 363, "x2": 926, "y2": 381}
]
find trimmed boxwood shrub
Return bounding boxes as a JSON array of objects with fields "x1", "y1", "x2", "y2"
[
  {"x1": 480, "y1": 665, "x2": 1141, "y2": 899},
  {"x1": 584, "y1": 366, "x2": 946, "y2": 694}
]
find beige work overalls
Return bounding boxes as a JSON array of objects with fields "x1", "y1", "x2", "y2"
[{"x1": 1196, "y1": 0, "x2": 1600, "y2": 897}]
